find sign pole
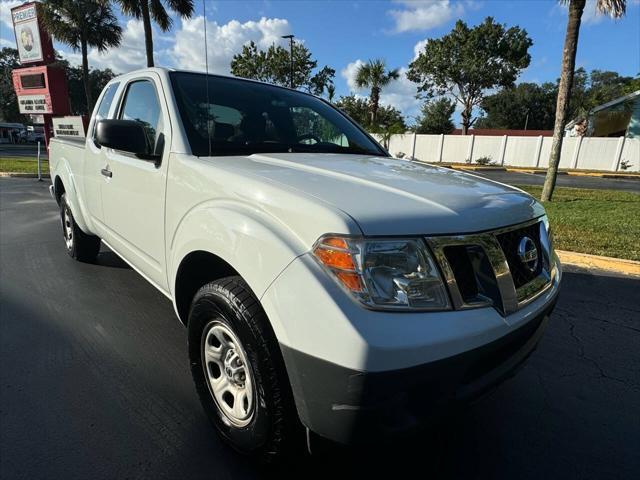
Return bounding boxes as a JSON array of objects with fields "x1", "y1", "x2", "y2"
[{"x1": 37, "y1": 140, "x2": 42, "y2": 182}]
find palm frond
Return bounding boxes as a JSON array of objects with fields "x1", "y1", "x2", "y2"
[
  {"x1": 596, "y1": 0, "x2": 626, "y2": 17},
  {"x1": 150, "y1": 0, "x2": 172, "y2": 31},
  {"x1": 166, "y1": 0, "x2": 195, "y2": 18},
  {"x1": 558, "y1": 0, "x2": 626, "y2": 18},
  {"x1": 115, "y1": 0, "x2": 141, "y2": 18},
  {"x1": 40, "y1": 0, "x2": 122, "y2": 52},
  {"x1": 355, "y1": 63, "x2": 372, "y2": 88}
]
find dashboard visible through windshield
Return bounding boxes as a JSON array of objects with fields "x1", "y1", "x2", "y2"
[{"x1": 169, "y1": 71, "x2": 387, "y2": 158}]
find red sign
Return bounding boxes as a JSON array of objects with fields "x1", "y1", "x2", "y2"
[
  {"x1": 11, "y1": 2, "x2": 55, "y2": 65},
  {"x1": 12, "y1": 66, "x2": 70, "y2": 116}
]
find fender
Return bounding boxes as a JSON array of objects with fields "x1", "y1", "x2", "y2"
[
  {"x1": 53, "y1": 153, "x2": 94, "y2": 234},
  {"x1": 168, "y1": 200, "x2": 316, "y2": 343}
]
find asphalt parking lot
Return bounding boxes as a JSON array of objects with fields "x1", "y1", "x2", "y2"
[
  {"x1": 472, "y1": 169, "x2": 640, "y2": 193},
  {"x1": 1, "y1": 177, "x2": 639, "y2": 479}
]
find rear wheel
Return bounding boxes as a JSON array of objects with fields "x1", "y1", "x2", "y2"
[
  {"x1": 60, "y1": 193, "x2": 101, "y2": 262},
  {"x1": 188, "y1": 276, "x2": 303, "y2": 463}
]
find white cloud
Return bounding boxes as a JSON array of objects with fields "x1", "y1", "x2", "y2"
[
  {"x1": 0, "y1": 0, "x2": 22, "y2": 32},
  {"x1": 387, "y1": 0, "x2": 462, "y2": 33},
  {"x1": 59, "y1": 19, "x2": 148, "y2": 72},
  {"x1": 341, "y1": 59, "x2": 421, "y2": 119},
  {"x1": 413, "y1": 38, "x2": 429, "y2": 59},
  {"x1": 342, "y1": 59, "x2": 365, "y2": 91},
  {"x1": 170, "y1": 15, "x2": 292, "y2": 73}
]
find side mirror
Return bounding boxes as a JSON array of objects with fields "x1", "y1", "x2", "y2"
[{"x1": 95, "y1": 119, "x2": 150, "y2": 157}]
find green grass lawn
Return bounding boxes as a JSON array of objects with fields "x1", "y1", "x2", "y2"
[
  {"x1": 518, "y1": 185, "x2": 640, "y2": 261},
  {"x1": 0, "y1": 157, "x2": 49, "y2": 174}
]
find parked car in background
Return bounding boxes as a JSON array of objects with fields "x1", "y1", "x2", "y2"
[{"x1": 48, "y1": 68, "x2": 561, "y2": 462}]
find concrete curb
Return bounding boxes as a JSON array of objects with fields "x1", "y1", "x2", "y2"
[
  {"x1": 0, "y1": 172, "x2": 50, "y2": 179},
  {"x1": 557, "y1": 250, "x2": 640, "y2": 276}
]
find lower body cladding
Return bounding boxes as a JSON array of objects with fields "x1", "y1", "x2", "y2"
[{"x1": 261, "y1": 253, "x2": 561, "y2": 445}]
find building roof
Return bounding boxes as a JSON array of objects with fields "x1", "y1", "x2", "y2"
[
  {"x1": 566, "y1": 90, "x2": 640, "y2": 129},
  {"x1": 452, "y1": 128, "x2": 553, "y2": 137}
]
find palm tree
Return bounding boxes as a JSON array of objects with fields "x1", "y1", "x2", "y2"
[
  {"x1": 327, "y1": 84, "x2": 336, "y2": 103},
  {"x1": 41, "y1": 0, "x2": 121, "y2": 112},
  {"x1": 355, "y1": 59, "x2": 400, "y2": 125},
  {"x1": 541, "y1": 0, "x2": 626, "y2": 201},
  {"x1": 116, "y1": 1, "x2": 194, "y2": 68}
]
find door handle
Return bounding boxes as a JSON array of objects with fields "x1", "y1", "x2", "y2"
[{"x1": 100, "y1": 168, "x2": 112, "y2": 178}]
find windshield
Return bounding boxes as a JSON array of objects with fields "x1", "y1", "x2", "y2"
[{"x1": 170, "y1": 72, "x2": 387, "y2": 157}]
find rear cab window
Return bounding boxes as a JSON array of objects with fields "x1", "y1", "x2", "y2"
[{"x1": 92, "y1": 82, "x2": 119, "y2": 146}]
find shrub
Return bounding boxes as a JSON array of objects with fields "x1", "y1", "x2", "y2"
[
  {"x1": 475, "y1": 156, "x2": 494, "y2": 166},
  {"x1": 620, "y1": 160, "x2": 633, "y2": 171}
]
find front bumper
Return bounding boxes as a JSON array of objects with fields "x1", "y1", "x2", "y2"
[
  {"x1": 281, "y1": 298, "x2": 556, "y2": 445},
  {"x1": 261, "y1": 252, "x2": 560, "y2": 445}
]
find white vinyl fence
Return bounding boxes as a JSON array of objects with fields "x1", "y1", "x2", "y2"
[{"x1": 375, "y1": 134, "x2": 640, "y2": 173}]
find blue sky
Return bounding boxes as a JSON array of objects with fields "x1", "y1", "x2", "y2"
[{"x1": 1, "y1": 0, "x2": 639, "y2": 124}]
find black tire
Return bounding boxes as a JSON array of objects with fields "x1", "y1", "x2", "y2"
[
  {"x1": 60, "y1": 193, "x2": 101, "y2": 262},
  {"x1": 188, "y1": 276, "x2": 303, "y2": 463}
]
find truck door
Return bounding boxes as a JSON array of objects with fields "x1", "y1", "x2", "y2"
[
  {"x1": 98, "y1": 74, "x2": 170, "y2": 291},
  {"x1": 84, "y1": 81, "x2": 119, "y2": 226}
]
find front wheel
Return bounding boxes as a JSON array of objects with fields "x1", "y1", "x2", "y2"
[
  {"x1": 187, "y1": 276, "x2": 302, "y2": 463},
  {"x1": 60, "y1": 193, "x2": 101, "y2": 262}
]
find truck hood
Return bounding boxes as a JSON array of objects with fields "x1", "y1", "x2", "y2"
[{"x1": 236, "y1": 153, "x2": 544, "y2": 236}]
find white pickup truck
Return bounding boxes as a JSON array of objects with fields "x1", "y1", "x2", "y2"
[{"x1": 49, "y1": 68, "x2": 561, "y2": 461}]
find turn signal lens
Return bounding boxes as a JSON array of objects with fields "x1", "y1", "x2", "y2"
[
  {"x1": 312, "y1": 237, "x2": 356, "y2": 271},
  {"x1": 335, "y1": 271, "x2": 364, "y2": 292}
]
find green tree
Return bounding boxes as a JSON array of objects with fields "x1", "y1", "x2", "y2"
[
  {"x1": 542, "y1": 0, "x2": 626, "y2": 202},
  {"x1": 0, "y1": 48, "x2": 24, "y2": 123},
  {"x1": 354, "y1": 59, "x2": 400, "y2": 125},
  {"x1": 414, "y1": 98, "x2": 456, "y2": 134},
  {"x1": 115, "y1": 0, "x2": 193, "y2": 68},
  {"x1": 309, "y1": 65, "x2": 336, "y2": 98},
  {"x1": 230, "y1": 40, "x2": 334, "y2": 94},
  {"x1": 476, "y1": 83, "x2": 557, "y2": 130},
  {"x1": 52, "y1": 55, "x2": 116, "y2": 114},
  {"x1": 335, "y1": 95, "x2": 406, "y2": 132},
  {"x1": 41, "y1": 0, "x2": 121, "y2": 112},
  {"x1": 1, "y1": 48, "x2": 116, "y2": 120},
  {"x1": 408, "y1": 17, "x2": 532, "y2": 135},
  {"x1": 326, "y1": 84, "x2": 336, "y2": 103}
]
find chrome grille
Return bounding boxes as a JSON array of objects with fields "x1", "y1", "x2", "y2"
[
  {"x1": 496, "y1": 222, "x2": 543, "y2": 288},
  {"x1": 426, "y1": 218, "x2": 556, "y2": 316}
]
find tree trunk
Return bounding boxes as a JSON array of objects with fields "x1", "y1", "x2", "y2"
[
  {"x1": 541, "y1": 0, "x2": 585, "y2": 202},
  {"x1": 461, "y1": 103, "x2": 472, "y2": 135},
  {"x1": 370, "y1": 86, "x2": 380, "y2": 125},
  {"x1": 81, "y1": 39, "x2": 92, "y2": 113},
  {"x1": 141, "y1": 1, "x2": 154, "y2": 68}
]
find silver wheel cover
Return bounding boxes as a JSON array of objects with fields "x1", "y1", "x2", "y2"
[{"x1": 201, "y1": 320, "x2": 255, "y2": 427}]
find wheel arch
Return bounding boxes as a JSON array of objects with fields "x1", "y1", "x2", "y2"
[
  {"x1": 174, "y1": 250, "x2": 240, "y2": 325},
  {"x1": 168, "y1": 202, "x2": 309, "y2": 328},
  {"x1": 54, "y1": 175, "x2": 65, "y2": 205}
]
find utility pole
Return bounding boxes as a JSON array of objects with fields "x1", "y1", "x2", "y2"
[{"x1": 282, "y1": 34, "x2": 295, "y2": 88}]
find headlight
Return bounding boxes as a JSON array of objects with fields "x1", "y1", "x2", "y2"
[{"x1": 312, "y1": 235, "x2": 451, "y2": 311}]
